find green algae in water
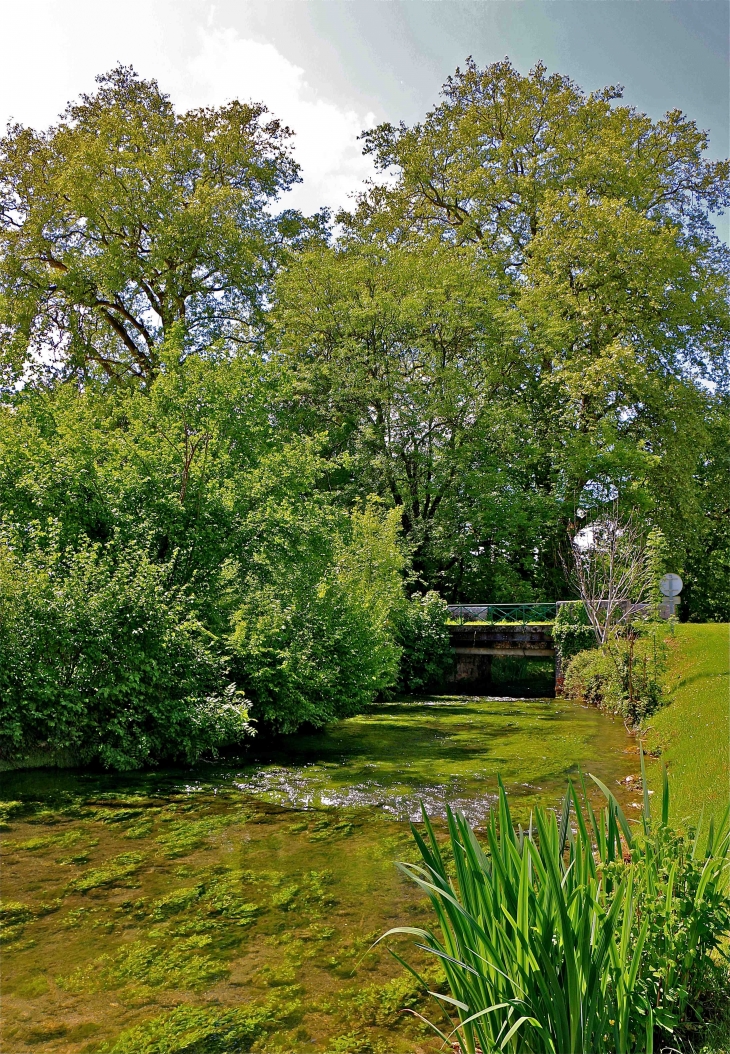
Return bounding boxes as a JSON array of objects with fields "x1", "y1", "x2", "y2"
[
  {"x1": 0, "y1": 694, "x2": 640, "y2": 1054},
  {"x1": 99, "y1": 1001, "x2": 287, "y2": 1054},
  {"x1": 154, "y1": 812, "x2": 242, "y2": 858},
  {"x1": 70, "y1": 851, "x2": 146, "y2": 892},
  {"x1": 5, "y1": 829, "x2": 84, "y2": 852},
  {"x1": 59, "y1": 937, "x2": 230, "y2": 994}
]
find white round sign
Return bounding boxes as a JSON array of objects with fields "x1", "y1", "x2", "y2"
[{"x1": 660, "y1": 573, "x2": 683, "y2": 598}]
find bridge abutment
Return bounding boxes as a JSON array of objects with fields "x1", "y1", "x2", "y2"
[{"x1": 448, "y1": 623, "x2": 556, "y2": 694}]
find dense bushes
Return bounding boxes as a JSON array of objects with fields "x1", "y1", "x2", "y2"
[
  {"x1": 388, "y1": 769, "x2": 730, "y2": 1053},
  {"x1": 556, "y1": 602, "x2": 667, "y2": 725},
  {"x1": 0, "y1": 348, "x2": 458, "y2": 762},
  {"x1": 395, "y1": 591, "x2": 453, "y2": 694},
  {"x1": 563, "y1": 627, "x2": 666, "y2": 724},
  {"x1": 230, "y1": 504, "x2": 405, "y2": 732},
  {"x1": 553, "y1": 601, "x2": 597, "y2": 664},
  {"x1": 0, "y1": 532, "x2": 250, "y2": 769},
  {"x1": 0, "y1": 355, "x2": 430, "y2": 765}
]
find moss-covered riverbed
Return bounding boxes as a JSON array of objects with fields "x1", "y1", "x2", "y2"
[{"x1": 1, "y1": 695, "x2": 639, "y2": 1053}]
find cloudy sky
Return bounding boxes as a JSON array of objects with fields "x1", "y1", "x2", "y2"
[{"x1": 2, "y1": 0, "x2": 728, "y2": 225}]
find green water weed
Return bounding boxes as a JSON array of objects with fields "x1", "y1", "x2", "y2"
[
  {"x1": 288, "y1": 819, "x2": 309, "y2": 833},
  {"x1": 324, "y1": 1031, "x2": 389, "y2": 1054},
  {"x1": 0, "y1": 924, "x2": 27, "y2": 946},
  {"x1": 58, "y1": 937, "x2": 229, "y2": 994},
  {"x1": 126, "y1": 820, "x2": 154, "y2": 839},
  {"x1": 99, "y1": 1001, "x2": 284, "y2": 1054},
  {"x1": 70, "y1": 851, "x2": 145, "y2": 892},
  {"x1": 92, "y1": 807, "x2": 147, "y2": 824},
  {"x1": 26, "y1": 808, "x2": 67, "y2": 825},
  {"x1": 58, "y1": 850, "x2": 95, "y2": 864},
  {"x1": 174, "y1": 864, "x2": 199, "y2": 878},
  {"x1": 144, "y1": 877, "x2": 260, "y2": 947},
  {"x1": 254, "y1": 962, "x2": 299, "y2": 987},
  {"x1": 271, "y1": 883, "x2": 299, "y2": 910},
  {"x1": 269, "y1": 869, "x2": 336, "y2": 915},
  {"x1": 10, "y1": 972, "x2": 50, "y2": 997},
  {"x1": 0, "y1": 800, "x2": 26, "y2": 828},
  {"x1": 341, "y1": 974, "x2": 433, "y2": 1028},
  {"x1": 155, "y1": 814, "x2": 239, "y2": 858},
  {"x1": 1, "y1": 898, "x2": 60, "y2": 946},
  {"x1": 62, "y1": 906, "x2": 96, "y2": 929},
  {"x1": 5, "y1": 828, "x2": 83, "y2": 852},
  {"x1": 0, "y1": 900, "x2": 35, "y2": 925},
  {"x1": 151, "y1": 885, "x2": 205, "y2": 919}
]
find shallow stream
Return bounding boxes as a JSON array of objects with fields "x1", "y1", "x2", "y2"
[{"x1": 1, "y1": 695, "x2": 641, "y2": 1054}]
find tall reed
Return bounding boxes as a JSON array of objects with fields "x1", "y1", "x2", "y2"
[{"x1": 382, "y1": 760, "x2": 730, "y2": 1054}]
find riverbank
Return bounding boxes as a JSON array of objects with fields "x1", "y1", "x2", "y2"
[{"x1": 646, "y1": 623, "x2": 729, "y2": 828}]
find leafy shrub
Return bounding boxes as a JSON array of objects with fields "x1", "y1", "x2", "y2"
[
  {"x1": 0, "y1": 530, "x2": 251, "y2": 769},
  {"x1": 564, "y1": 646, "x2": 620, "y2": 708},
  {"x1": 553, "y1": 601, "x2": 596, "y2": 663},
  {"x1": 230, "y1": 504, "x2": 404, "y2": 732},
  {"x1": 564, "y1": 629, "x2": 665, "y2": 723},
  {"x1": 395, "y1": 592, "x2": 453, "y2": 693},
  {"x1": 386, "y1": 767, "x2": 730, "y2": 1054},
  {"x1": 614, "y1": 809, "x2": 730, "y2": 1037}
]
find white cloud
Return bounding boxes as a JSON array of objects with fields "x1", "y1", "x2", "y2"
[{"x1": 183, "y1": 28, "x2": 377, "y2": 215}]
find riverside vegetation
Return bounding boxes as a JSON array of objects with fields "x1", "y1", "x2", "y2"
[
  {"x1": 390, "y1": 763, "x2": 730, "y2": 1054},
  {"x1": 1, "y1": 59, "x2": 730, "y2": 770},
  {"x1": 1, "y1": 56, "x2": 729, "y2": 1054}
]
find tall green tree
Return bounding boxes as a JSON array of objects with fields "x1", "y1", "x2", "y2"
[
  {"x1": 276, "y1": 241, "x2": 513, "y2": 575},
  {"x1": 0, "y1": 66, "x2": 301, "y2": 384},
  {"x1": 278, "y1": 59, "x2": 730, "y2": 599},
  {"x1": 358, "y1": 58, "x2": 728, "y2": 264},
  {"x1": 680, "y1": 397, "x2": 730, "y2": 621}
]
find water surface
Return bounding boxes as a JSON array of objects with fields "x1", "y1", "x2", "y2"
[{"x1": 1, "y1": 695, "x2": 639, "y2": 1054}]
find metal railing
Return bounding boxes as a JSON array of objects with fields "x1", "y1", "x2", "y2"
[{"x1": 447, "y1": 603, "x2": 557, "y2": 625}]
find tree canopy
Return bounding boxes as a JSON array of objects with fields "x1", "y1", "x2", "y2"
[
  {"x1": 0, "y1": 65, "x2": 301, "y2": 384},
  {"x1": 277, "y1": 59, "x2": 730, "y2": 595}
]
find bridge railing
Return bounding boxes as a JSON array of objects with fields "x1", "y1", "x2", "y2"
[{"x1": 447, "y1": 603, "x2": 557, "y2": 625}]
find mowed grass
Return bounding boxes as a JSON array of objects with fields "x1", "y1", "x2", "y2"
[{"x1": 646, "y1": 624, "x2": 729, "y2": 828}]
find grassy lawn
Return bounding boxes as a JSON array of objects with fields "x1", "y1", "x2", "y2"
[
  {"x1": 646, "y1": 623, "x2": 729, "y2": 829},
  {"x1": 643, "y1": 625, "x2": 729, "y2": 1053}
]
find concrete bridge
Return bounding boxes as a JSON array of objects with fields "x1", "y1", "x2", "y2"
[{"x1": 446, "y1": 604, "x2": 559, "y2": 692}]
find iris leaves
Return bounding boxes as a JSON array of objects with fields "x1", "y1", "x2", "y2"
[{"x1": 383, "y1": 764, "x2": 730, "y2": 1053}]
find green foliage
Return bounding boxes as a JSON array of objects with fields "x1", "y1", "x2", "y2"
[
  {"x1": 553, "y1": 601, "x2": 596, "y2": 663},
  {"x1": 0, "y1": 530, "x2": 251, "y2": 769},
  {"x1": 645, "y1": 527, "x2": 668, "y2": 622},
  {"x1": 395, "y1": 592, "x2": 454, "y2": 693},
  {"x1": 0, "y1": 65, "x2": 301, "y2": 384},
  {"x1": 682, "y1": 398, "x2": 730, "y2": 623},
  {"x1": 1, "y1": 57, "x2": 729, "y2": 771},
  {"x1": 230, "y1": 502, "x2": 405, "y2": 732},
  {"x1": 386, "y1": 769, "x2": 730, "y2": 1053},
  {"x1": 564, "y1": 627, "x2": 667, "y2": 724},
  {"x1": 279, "y1": 58, "x2": 730, "y2": 601},
  {"x1": 0, "y1": 351, "x2": 412, "y2": 760},
  {"x1": 276, "y1": 239, "x2": 517, "y2": 590}
]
